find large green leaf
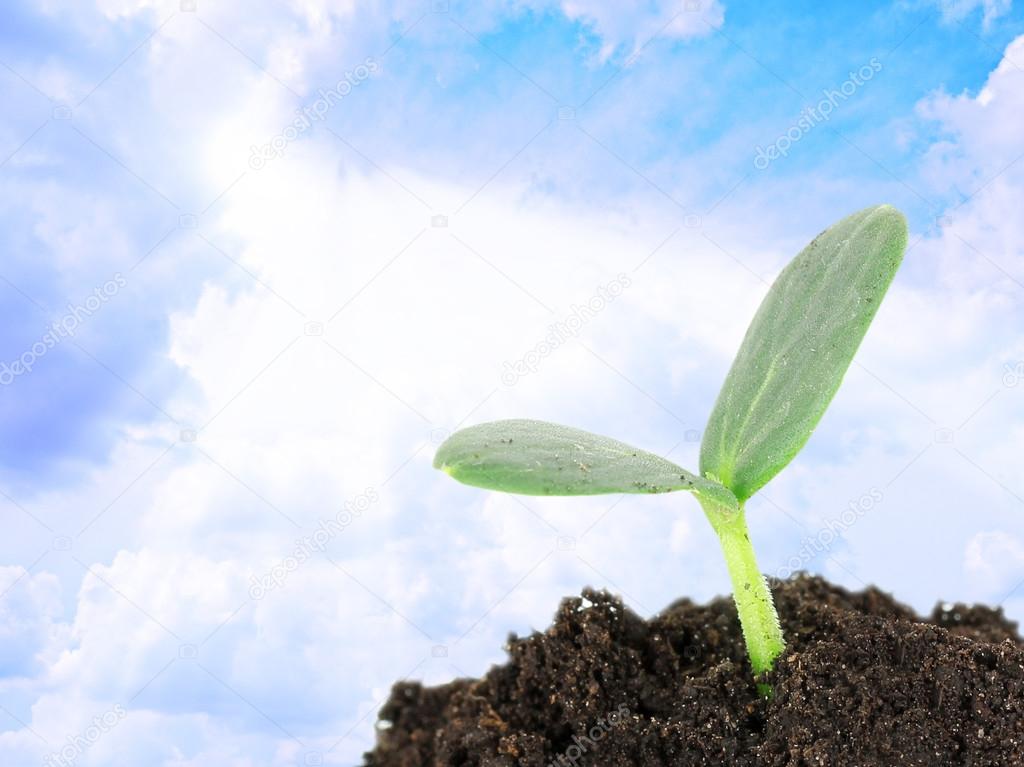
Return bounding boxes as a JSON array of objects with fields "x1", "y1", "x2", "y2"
[
  {"x1": 700, "y1": 205, "x2": 908, "y2": 502},
  {"x1": 435, "y1": 419, "x2": 737, "y2": 508}
]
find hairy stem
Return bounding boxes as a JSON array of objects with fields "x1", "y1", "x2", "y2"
[{"x1": 700, "y1": 498, "x2": 785, "y2": 677}]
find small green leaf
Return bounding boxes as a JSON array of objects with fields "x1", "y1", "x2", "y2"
[
  {"x1": 700, "y1": 204, "x2": 908, "y2": 502},
  {"x1": 435, "y1": 419, "x2": 736, "y2": 508}
]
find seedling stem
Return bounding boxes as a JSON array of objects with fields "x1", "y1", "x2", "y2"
[{"x1": 701, "y1": 498, "x2": 784, "y2": 675}]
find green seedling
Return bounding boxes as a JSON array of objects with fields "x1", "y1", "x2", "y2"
[{"x1": 434, "y1": 205, "x2": 908, "y2": 681}]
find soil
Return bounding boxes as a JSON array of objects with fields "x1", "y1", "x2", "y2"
[{"x1": 363, "y1": 574, "x2": 1024, "y2": 766}]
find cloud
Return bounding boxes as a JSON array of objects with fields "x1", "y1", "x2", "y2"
[
  {"x1": 965, "y1": 531, "x2": 1024, "y2": 596},
  {"x1": 918, "y1": 35, "x2": 1024, "y2": 201},
  {"x1": 557, "y1": 0, "x2": 725, "y2": 60},
  {"x1": 0, "y1": 566, "x2": 65, "y2": 678},
  {"x1": 932, "y1": 0, "x2": 1013, "y2": 29}
]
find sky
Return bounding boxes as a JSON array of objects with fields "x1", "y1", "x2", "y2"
[{"x1": 1, "y1": 0, "x2": 1024, "y2": 764}]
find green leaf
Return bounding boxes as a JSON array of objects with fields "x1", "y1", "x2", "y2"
[
  {"x1": 435, "y1": 419, "x2": 737, "y2": 508},
  {"x1": 700, "y1": 204, "x2": 908, "y2": 502}
]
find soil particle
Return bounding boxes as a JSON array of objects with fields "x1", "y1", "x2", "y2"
[{"x1": 364, "y1": 574, "x2": 1024, "y2": 766}]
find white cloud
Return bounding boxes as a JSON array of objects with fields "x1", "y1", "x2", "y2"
[
  {"x1": 918, "y1": 35, "x2": 1024, "y2": 203},
  {"x1": 965, "y1": 531, "x2": 1024, "y2": 595},
  {"x1": 0, "y1": 567, "x2": 66, "y2": 679},
  {"x1": 933, "y1": 0, "x2": 1012, "y2": 29},
  {"x1": 557, "y1": 0, "x2": 725, "y2": 60}
]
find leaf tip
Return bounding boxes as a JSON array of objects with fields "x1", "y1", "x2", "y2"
[{"x1": 866, "y1": 203, "x2": 909, "y2": 240}]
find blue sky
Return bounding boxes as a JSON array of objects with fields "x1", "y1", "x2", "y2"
[{"x1": 2, "y1": 0, "x2": 1024, "y2": 764}]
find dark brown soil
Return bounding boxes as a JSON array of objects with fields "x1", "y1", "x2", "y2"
[{"x1": 363, "y1": 574, "x2": 1024, "y2": 766}]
